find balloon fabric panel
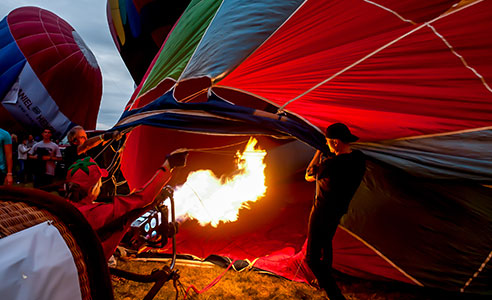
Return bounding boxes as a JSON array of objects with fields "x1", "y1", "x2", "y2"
[
  {"x1": 180, "y1": 0, "x2": 305, "y2": 81},
  {"x1": 125, "y1": 0, "x2": 142, "y2": 38},
  {"x1": 119, "y1": 0, "x2": 128, "y2": 25},
  {"x1": 0, "y1": 18, "x2": 26, "y2": 100},
  {"x1": 137, "y1": 0, "x2": 221, "y2": 98},
  {"x1": 109, "y1": 0, "x2": 126, "y2": 45}
]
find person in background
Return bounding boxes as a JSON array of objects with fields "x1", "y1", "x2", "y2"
[
  {"x1": 10, "y1": 134, "x2": 18, "y2": 182},
  {"x1": 26, "y1": 134, "x2": 35, "y2": 148},
  {"x1": 64, "y1": 150, "x2": 188, "y2": 260},
  {"x1": 64, "y1": 126, "x2": 123, "y2": 172},
  {"x1": 0, "y1": 128, "x2": 13, "y2": 185},
  {"x1": 304, "y1": 123, "x2": 366, "y2": 300},
  {"x1": 24, "y1": 134, "x2": 36, "y2": 182},
  {"x1": 28, "y1": 128, "x2": 62, "y2": 188},
  {"x1": 17, "y1": 136, "x2": 31, "y2": 183}
]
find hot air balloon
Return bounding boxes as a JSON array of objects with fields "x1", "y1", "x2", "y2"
[
  {"x1": 0, "y1": 6, "x2": 102, "y2": 138},
  {"x1": 111, "y1": 0, "x2": 492, "y2": 295},
  {"x1": 106, "y1": 0, "x2": 191, "y2": 84}
]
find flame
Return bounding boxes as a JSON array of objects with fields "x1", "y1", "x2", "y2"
[{"x1": 172, "y1": 137, "x2": 267, "y2": 227}]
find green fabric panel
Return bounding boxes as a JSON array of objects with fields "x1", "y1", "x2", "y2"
[{"x1": 138, "y1": 0, "x2": 221, "y2": 97}]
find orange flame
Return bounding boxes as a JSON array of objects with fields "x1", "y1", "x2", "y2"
[{"x1": 172, "y1": 138, "x2": 266, "y2": 227}]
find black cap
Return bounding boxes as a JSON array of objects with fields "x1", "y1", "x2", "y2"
[{"x1": 325, "y1": 123, "x2": 359, "y2": 143}]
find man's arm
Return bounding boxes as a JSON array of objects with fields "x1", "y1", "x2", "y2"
[
  {"x1": 305, "y1": 149, "x2": 322, "y2": 182},
  {"x1": 28, "y1": 144, "x2": 37, "y2": 159},
  {"x1": 77, "y1": 135, "x2": 103, "y2": 155},
  {"x1": 3, "y1": 143, "x2": 13, "y2": 185},
  {"x1": 51, "y1": 145, "x2": 63, "y2": 161},
  {"x1": 77, "y1": 131, "x2": 123, "y2": 155},
  {"x1": 18, "y1": 144, "x2": 30, "y2": 154}
]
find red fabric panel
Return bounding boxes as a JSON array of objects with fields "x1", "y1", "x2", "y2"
[
  {"x1": 7, "y1": 7, "x2": 102, "y2": 129},
  {"x1": 219, "y1": 0, "x2": 491, "y2": 141},
  {"x1": 331, "y1": 227, "x2": 416, "y2": 284},
  {"x1": 121, "y1": 126, "x2": 253, "y2": 190}
]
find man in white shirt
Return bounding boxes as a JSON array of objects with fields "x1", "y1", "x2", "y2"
[{"x1": 29, "y1": 129, "x2": 62, "y2": 188}]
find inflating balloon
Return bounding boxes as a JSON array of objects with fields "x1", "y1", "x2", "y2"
[
  {"x1": 0, "y1": 6, "x2": 102, "y2": 137},
  {"x1": 113, "y1": 0, "x2": 492, "y2": 295}
]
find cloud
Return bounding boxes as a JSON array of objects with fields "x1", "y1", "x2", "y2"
[{"x1": 0, "y1": 0, "x2": 135, "y2": 130}]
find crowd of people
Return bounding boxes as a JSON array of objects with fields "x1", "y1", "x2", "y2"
[
  {"x1": 0, "y1": 126, "x2": 123, "y2": 188},
  {"x1": 1, "y1": 128, "x2": 66, "y2": 187}
]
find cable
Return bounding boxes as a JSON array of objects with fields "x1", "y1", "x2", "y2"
[{"x1": 182, "y1": 258, "x2": 237, "y2": 299}]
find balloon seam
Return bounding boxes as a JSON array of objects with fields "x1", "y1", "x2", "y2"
[
  {"x1": 363, "y1": 0, "x2": 416, "y2": 25},
  {"x1": 425, "y1": 23, "x2": 492, "y2": 94},
  {"x1": 460, "y1": 249, "x2": 492, "y2": 292},
  {"x1": 338, "y1": 225, "x2": 424, "y2": 286}
]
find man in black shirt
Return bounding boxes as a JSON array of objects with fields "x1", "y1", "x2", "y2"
[{"x1": 305, "y1": 123, "x2": 366, "y2": 300}]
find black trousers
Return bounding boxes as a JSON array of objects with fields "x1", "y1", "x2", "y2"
[
  {"x1": 33, "y1": 174, "x2": 54, "y2": 188},
  {"x1": 305, "y1": 206, "x2": 346, "y2": 300}
]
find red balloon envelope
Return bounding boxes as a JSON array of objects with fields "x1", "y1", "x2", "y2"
[
  {"x1": 113, "y1": 0, "x2": 492, "y2": 295},
  {"x1": 0, "y1": 7, "x2": 102, "y2": 137}
]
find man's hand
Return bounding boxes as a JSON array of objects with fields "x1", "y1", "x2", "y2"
[
  {"x1": 112, "y1": 130, "x2": 125, "y2": 141},
  {"x1": 4, "y1": 173, "x2": 13, "y2": 185},
  {"x1": 305, "y1": 165, "x2": 317, "y2": 182},
  {"x1": 166, "y1": 149, "x2": 188, "y2": 169}
]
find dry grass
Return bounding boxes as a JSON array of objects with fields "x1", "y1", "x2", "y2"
[
  {"x1": 113, "y1": 258, "x2": 325, "y2": 300},
  {"x1": 111, "y1": 258, "x2": 482, "y2": 300}
]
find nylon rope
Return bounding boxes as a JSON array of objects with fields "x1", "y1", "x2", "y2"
[
  {"x1": 93, "y1": 126, "x2": 133, "y2": 161},
  {"x1": 179, "y1": 88, "x2": 209, "y2": 103},
  {"x1": 232, "y1": 257, "x2": 260, "y2": 273},
  {"x1": 91, "y1": 129, "x2": 132, "y2": 193},
  {"x1": 180, "y1": 139, "x2": 249, "y2": 154},
  {"x1": 99, "y1": 134, "x2": 250, "y2": 193},
  {"x1": 183, "y1": 258, "x2": 237, "y2": 299}
]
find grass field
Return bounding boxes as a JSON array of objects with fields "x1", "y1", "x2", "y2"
[{"x1": 112, "y1": 258, "x2": 486, "y2": 300}]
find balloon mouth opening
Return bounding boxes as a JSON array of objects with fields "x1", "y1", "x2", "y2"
[{"x1": 72, "y1": 30, "x2": 98, "y2": 68}]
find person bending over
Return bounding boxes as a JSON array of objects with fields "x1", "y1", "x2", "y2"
[{"x1": 64, "y1": 151, "x2": 188, "y2": 259}]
